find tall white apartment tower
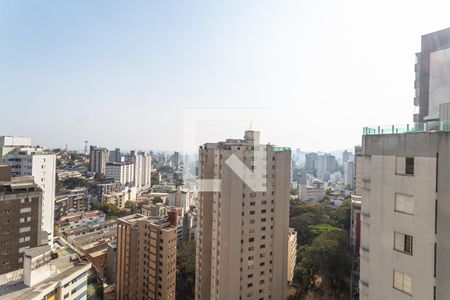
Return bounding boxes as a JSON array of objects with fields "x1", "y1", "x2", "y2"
[
  {"x1": 0, "y1": 137, "x2": 56, "y2": 245},
  {"x1": 358, "y1": 130, "x2": 450, "y2": 299},
  {"x1": 195, "y1": 130, "x2": 291, "y2": 300},
  {"x1": 131, "y1": 150, "x2": 152, "y2": 191}
]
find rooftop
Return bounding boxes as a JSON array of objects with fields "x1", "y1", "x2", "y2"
[
  {"x1": 0, "y1": 255, "x2": 90, "y2": 299},
  {"x1": 363, "y1": 121, "x2": 450, "y2": 135},
  {"x1": 24, "y1": 245, "x2": 51, "y2": 259},
  {"x1": 0, "y1": 177, "x2": 40, "y2": 193}
]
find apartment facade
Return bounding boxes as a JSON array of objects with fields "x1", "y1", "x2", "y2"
[
  {"x1": 359, "y1": 131, "x2": 450, "y2": 299},
  {"x1": 0, "y1": 168, "x2": 44, "y2": 274},
  {"x1": 166, "y1": 188, "x2": 192, "y2": 214},
  {"x1": 105, "y1": 162, "x2": 134, "y2": 185},
  {"x1": 299, "y1": 185, "x2": 326, "y2": 203},
  {"x1": 116, "y1": 213, "x2": 177, "y2": 300},
  {"x1": 195, "y1": 130, "x2": 291, "y2": 300},
  {"x1": 131, "y1": 150, "x2": 152, "y2": 191},
  {"x1": 0, "y1": 141, "x2": 56, "y2": 245},
  {"x1": 89, "y1": 146, "x2": 109, "y2": 175}
]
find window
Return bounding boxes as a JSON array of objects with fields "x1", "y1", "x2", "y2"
[
  {"x1": 394, "y1": 232, "x2": 413, "y2": 255},
  {"x1": 19, "y1": 227, "x2": 31, "y2": 233},
  {"x1": 395, "y1": 156, "x2": 414, "y2": 175},
  {"x1": 393, "y1": 270, "x2": 412, "y2": 295},
  {"x1": 20, "y1": 207, "x2": 31, "y2": 213},
  {"x1": 19, "y1": 236, "x2": 30, "y2": 243},
  {"x1": 406, "y1": 157, "x2": 414, "y2": 175},
  {"x1": 395, "y1": 194, "x2": 414, "y2": 215},
  {"x1": 18, "y1": 246, "x2": 30, "y2": 253}
]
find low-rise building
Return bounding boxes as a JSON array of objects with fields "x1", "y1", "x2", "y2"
[
  {"x1": 141, "y1": 203, "x2": 167, "y2": 217},
  {"x1": 0, "y1": 245, "x2": 91, "y2": 300},
  {"x1": 102, "y1": 186, "x2": 137, "y2": 208},
  {"x1": 299, "y1": 181, "x2": 326, "y2": 202},
  {"x1": 63, "y1": 219, "x2": 117, "y2": 241},
  {"x1": 56, "y1": 210, "x2": 106, "y2": 234}
]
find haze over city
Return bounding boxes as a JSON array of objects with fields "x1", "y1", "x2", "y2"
[{"x1": 2, "y1": 0, "x2": 450, "y2": 151}]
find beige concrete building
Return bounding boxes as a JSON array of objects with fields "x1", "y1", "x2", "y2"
[
  {"x1": 0, "y1": 245, "x2": 91, "y2": 300},
  {"x1": 298, "y1": 184, "x2": 326, "y2": 203},
  {"x1": 359, "y1": 130, "x2": 450, "y2": 299},
  {"x1": 116, "y1": 213, "x2": 177, "y2": 300},
  {"x1": 195, "y1": 130, "x2": 291, "y2": 300},
  {"x1": 102, "y1": 186, "x2": 137, "y2": 208},
  {"x1": 287, "y1": 228, "x2": 297, "y2": 284},
  {"x1": 0, "y1": 166, "x2": 44, "y2": 274}
]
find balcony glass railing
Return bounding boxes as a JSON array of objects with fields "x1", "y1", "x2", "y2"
[{"x1": 363, "y1": 121, "x2": 450, "y2": 135}]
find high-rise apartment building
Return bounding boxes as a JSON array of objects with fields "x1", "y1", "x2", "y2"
[
  {"x1": 0, "y1": 136, "x2": 31, "y2": 159},
  {"x1": 304, "y1": 152, "x2": 318, "y2": 171},
  {"x1": 105, "y1": 162, "x2": 134, "y2": 185},
  {"x1": 414, "y1": 27, "x2": 450, "y2": 122},
  {"x1": 0, "y1": 138, "x2": 56, "y2": 245},
  {"x1": 130, "y1": 150, "x2": 152, "y2": 191},
  {"x1": 171, "y1": 151, "x2": 180, "y2": 169},
  {"x1": 344, "y1": 161, "x2": 355, "y2": 189},
  {"x1": 116, "y1": 213, "x2": 177, "y2": 300},
  {"x1": 109, "y1": 148, "x2": 122, "y2": 163},
  {"x1": 0, "y1": 166, "x2": 44, "y2": 274},
  {"x1": 89, "y1": 146, "x2": 109, "y2": 175},
  {"x1": 342, "y1": 150, "x2": 351, "y2": 165},
  {"x1": 315, "y1": 154, "x2": 337, "y2": 180},
  {"x1": 358, "y1": 131, "x2": 450, "y2": 299},
  {"x1": 359, "y1": 27, "x2": 450, "y2": 300},
  {"x1": 195, "y1": 130, "x2": 291, "y2": 300}
]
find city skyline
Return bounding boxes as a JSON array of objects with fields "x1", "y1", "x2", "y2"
[{"x1": 2, "y1": 0, "x2": 450, "y2": 151}]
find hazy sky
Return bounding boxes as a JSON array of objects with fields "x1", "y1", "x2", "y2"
[{"x1": 1, "y1": 0, "x2": 450, "y2": 152}]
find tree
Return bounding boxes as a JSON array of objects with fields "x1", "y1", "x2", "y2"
[
  {"x1": 308, "y1": 224, "x2": 340, "y2": 237},
  {"x1": 329, "y1": 198, "x2": 351, "y2": 231},
  {"x1": 294, "y1": 230, "x2": 352, "y2": 296},
  {"x1": 176, "y1": 241, "x2": 196, "y2": 299},
  {"x1": 289, "y1": 204, "x2": 329, "y2": 244}
]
